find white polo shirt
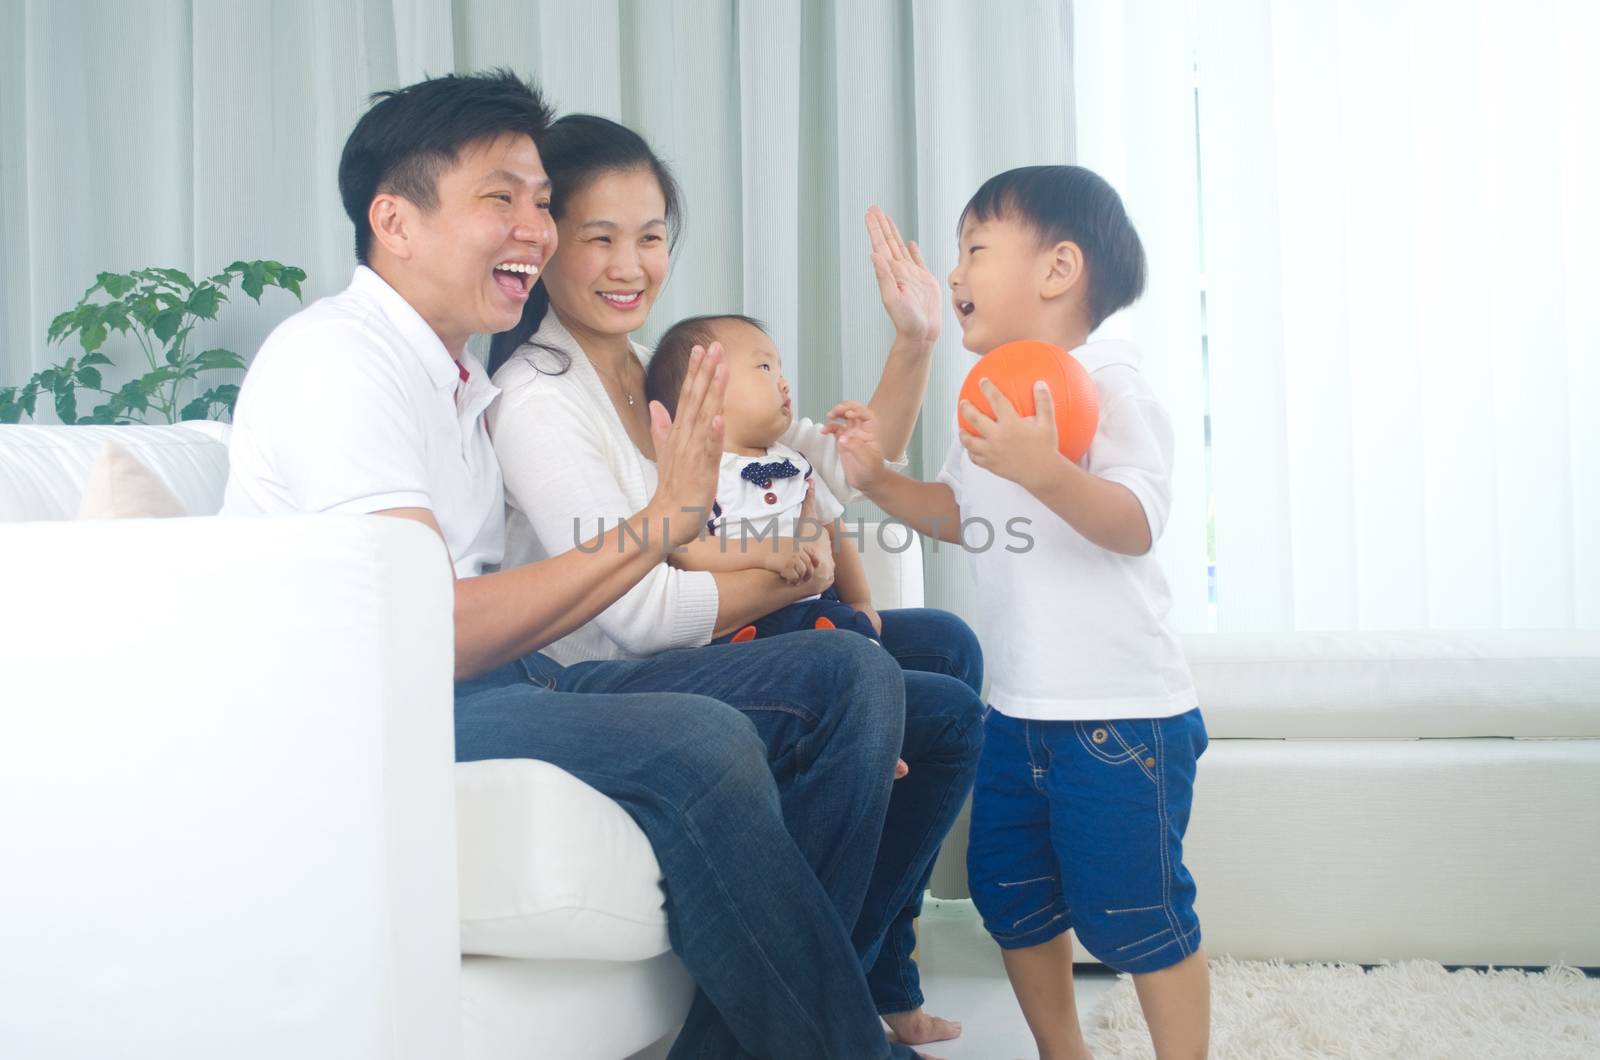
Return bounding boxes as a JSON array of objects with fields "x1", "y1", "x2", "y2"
[
  {"x1": 708, "y1": 442, "x2": 845, "y2": 539},
  {"x1": 222, "y1": 266, "x2": 505, "y2": 578},
  {"x1": 938, "y1": 338, "x2": 1196, "y2": 722}
]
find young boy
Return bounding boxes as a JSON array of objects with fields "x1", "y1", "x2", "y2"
[
  {"x1": 830, "y1": 166, "x2": 1210, "y2": 1060},
  {"x1": 646, "y1": 313, "x2": 882, "y2": 644}
]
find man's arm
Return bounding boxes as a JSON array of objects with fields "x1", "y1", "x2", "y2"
[{"x1": 380, "y1": 503, "x2": 692, "y2": 680}]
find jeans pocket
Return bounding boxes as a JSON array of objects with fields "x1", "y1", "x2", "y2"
[{"x1": 1073, "y1": 720, "x2": 1157, "y2": 783}]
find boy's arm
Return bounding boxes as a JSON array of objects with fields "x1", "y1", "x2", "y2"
[
  {"x1": 829, "y1": 400, "x2": 965, "y2": 543},
  {"x1": 860, "y1": 206, "x2": 940, "y2": 462}
]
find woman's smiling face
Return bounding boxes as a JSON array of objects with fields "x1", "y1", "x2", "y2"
[{"x1": 540, "y1": 167, "x2": 670, "y2": 341}]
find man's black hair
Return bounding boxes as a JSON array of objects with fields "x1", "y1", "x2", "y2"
[
  {"x1": 337, "y1": 69, "x2": 554, "y2": 264},
  {"x1": 958, "y1": 165, "x2": 1146, "y2": 329}
]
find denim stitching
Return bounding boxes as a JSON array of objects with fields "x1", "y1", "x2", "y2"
[
  {"x1": 1122, "y1": 924, "x2": 1201, "y2": 967},
  {"x1": 1108, "y1": 722, "x2": 1157, "y2": 784},
  {"x1": 1013, "y1": 902, "x2": 1060, "y2": 929},
  {"x1": 1074, "y1": 721, "x2": 1137, "y2": 765},
  {"x1": 1115, "y1": 926, "x2": 1172, "y2": 953},
  {"x1": 1152, "y1": 719, "x2": 1190, "y2": 960},
  {"x1": 1104, "y1": 904, "x2": 1164, "y2": 915},
  {"x1": 997, "y1": 874, "x2": 1055, "y2": 888}
]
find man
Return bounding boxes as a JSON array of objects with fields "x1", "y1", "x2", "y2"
[{"x1": 222, "y1": 70, "x2": 928, "y2": 1059}]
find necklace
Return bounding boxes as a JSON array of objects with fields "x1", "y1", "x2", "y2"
[{"x1": 594, "y1": 358, "x2": 640, "y2": 408}]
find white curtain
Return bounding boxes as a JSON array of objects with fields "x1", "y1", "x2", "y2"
[
  {"x1": 1075, "y1": 0, "x2": 1600, "y2": 632},
  {"x1": 1, "y1": 0, "x2": 1076, "y2": 620}
]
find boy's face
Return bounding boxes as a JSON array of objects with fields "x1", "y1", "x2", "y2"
[
  {"x1": 711, "y1": 318, "x2": 793, "y2": 450},
  {"x1": 947, "y1": 215, "x2": 1057, "y2": 354},
  {"x1": 392, "y1": 133, "x2": 554, "y2": 354}
]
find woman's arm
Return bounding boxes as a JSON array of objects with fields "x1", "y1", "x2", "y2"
[{"x1": 398, "y1": 343, "x2": 729, "y2": 679}]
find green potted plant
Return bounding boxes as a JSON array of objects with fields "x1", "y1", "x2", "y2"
[{"x1": 0, "y1": 260, "x2": 306, "y2": 425}]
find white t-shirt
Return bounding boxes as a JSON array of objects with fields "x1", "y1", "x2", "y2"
[
  {"x1": 708, "y1": 441, "x2": 845, "y2": 539},
  {"x1": 489, "y1": 313, "x2": 875, "y2": 664},
  {"x1": 222, "y1": 266, "x2": 505, "y2": 578},
  {"x1": 937, "y1": 338, "x2": 1196, "y2": 722}
]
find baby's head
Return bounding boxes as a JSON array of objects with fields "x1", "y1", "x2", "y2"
[
  {"x1": 950, "y1": 165, "x2": 1146, "y2": 353},
  {"x1": 647, "y1": 314, "x2": 792, "y2": 452}
]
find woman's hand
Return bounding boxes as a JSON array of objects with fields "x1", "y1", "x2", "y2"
[
  {"x1": 825, "y1": 400, "x2": 890, "y2": 493},
  {"x1": 649, "y1": 343, "x2": 727, "y2": 548},
  {"x1": 866, "y1": 206, "x2": 941, "y2": 346}
]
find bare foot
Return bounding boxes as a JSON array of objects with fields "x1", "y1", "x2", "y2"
[{"x1": 884, "y1": 1008, "x2": 962, "y2": 1045}]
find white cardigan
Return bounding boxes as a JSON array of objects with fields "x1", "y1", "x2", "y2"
[{"x1": 488, "y1": 314, "x2": 874, "y2": 665}]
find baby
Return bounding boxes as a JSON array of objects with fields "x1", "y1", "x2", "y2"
[{"x1": 644, "y1": 314, "x2": 882, "y2": 644}]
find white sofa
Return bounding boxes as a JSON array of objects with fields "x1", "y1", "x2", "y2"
[
  {"x1": 0, "y1": 422, "x2": 924, "y2": 1060},
  {"x1": 926, "y1": 628, "x2": 1600, "y2": 968}
]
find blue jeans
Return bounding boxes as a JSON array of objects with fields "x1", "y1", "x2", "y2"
[
  {"x1": 856, "y1": 608, "x2": 985, "y2": 1015},
  {"x1": 967, "y1": 707, "x2": 1208, "y2": 974},
  {"x1": 454, "y1": 630, "x2": 922, "y2": 1060}
]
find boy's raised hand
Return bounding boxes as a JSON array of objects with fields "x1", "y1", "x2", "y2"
[
  {"x1": 824, "y1": 400, "x2": 889, "y2": 492},
  {"x1": 649, "y1": 343, "x2": 727, "y2": 547},
  {"x1": 959, "y1": 378, "x2": 1062, "y2": 493},
  {"x1": 866, "y1": 206, "x2": 941, "y2": 345}
]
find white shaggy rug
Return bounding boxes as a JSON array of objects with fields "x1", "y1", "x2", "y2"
[{"x1": 1082, "y1": 957, "x2": 1600, "y2": 1059}]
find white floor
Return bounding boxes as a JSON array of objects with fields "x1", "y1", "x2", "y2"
[{"x1": 631, "y1": 897, "x2": 1118, "y2": 1059}]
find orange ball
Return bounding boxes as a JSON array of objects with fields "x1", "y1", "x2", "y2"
[{"x1": 958, "y1": 340, "x2": 1099, "y2": 461}]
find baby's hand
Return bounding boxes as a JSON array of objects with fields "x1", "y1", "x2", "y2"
[
  {"x1": 894, "y1": 758, "x2": 909, "y2": 780},
  {"x1": 824, "y1": 400, "x2": 889, "y2": 492},
  {"x1": 763, "y1": 545, "x2": 812, "y2": 585}
]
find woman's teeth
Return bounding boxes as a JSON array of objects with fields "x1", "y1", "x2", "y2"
[{"x1": 601, "y1": 291, "x2": 642, "y2": 307}]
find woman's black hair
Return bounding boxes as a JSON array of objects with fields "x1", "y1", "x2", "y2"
[
  {"x1": 958, "y1": 165, "x2": 1146, "y2": 329},
  {"x1": 338, "y1": 69, "x2": 554, "y2": 265},
  {"x1": 487, "y1": 114, "x2": 684, "y2": 376}
]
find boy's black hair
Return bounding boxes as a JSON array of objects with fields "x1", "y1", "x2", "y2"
[
  {"x1": 958, "y1": 165, "x2": 1146, "y2": 329},
  {"x1": 646, "y1": 314, "x2": 766, "y2": 418},
  {"x1": 337, "y1": 69, "x2": 555, "y2": 265},
  {"x1": 488, "y1": 115, "x2": 685, "y2": 376}
]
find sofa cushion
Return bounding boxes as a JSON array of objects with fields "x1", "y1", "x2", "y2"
[
  {"x1": 455, "y1": 759, "x2": 671, "y2": 962},
  {"x1": 77, "y1": 442, "x2": 189, "y2": 518},
  {"x1": 1187, "y1": 630, "x2": 1600, "y2": 739},
  {"x1": 0, "y1": 423, "x2": 230, "y2": 522}
]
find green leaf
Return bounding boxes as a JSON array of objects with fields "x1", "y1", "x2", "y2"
[
  {"x1": 101, "y1": 272, "x2": 137, "y2": 298},
  {"x1": 0, "y1": 387, "x2": 17, "y2": 424},
  {"x1": 54, "y1": 387, "x2": 77, "y2": 424},
  {"x1": 187, "y1": 285, "x2": 223, "y2": 318},
  {"x1": 209, "y1": 383, "x2": 240, "y2": 411},
  {"x1": 241, "y1": 261, "x2": 267, "y2": 302},
  {"x1": 179, "y1": 397, "x2": 210, "y2": 421},
  {"x1": 80, "y1": 320, "x2": 109, "y2": 352},
  {"x1": 153, "y1": 267, "x2": 195, "y2": 290},
  {"x1": 116, "y1": 380, "x2": 149, "y2": 412},
  {"x1": 194, "y1": 347, "x2": 245, "y2": 372},
  {"x1": 47, "y1": 309, "x2": 77, "y2": 341},
  {"x1": 138, "y1": 367, "x2": 178, "y2": 392},
  {"x1": 77, "y1": 366, "x2": 102, "y2": 389},
  {"x1": 152, "y1": 308, "x2": 185, "y2": 343},
  {"x1": 79, "y1": 352, "x2": 114, "y2": 368},
  {"x1": 20, "y1": 382, "x2": 39, "y2": 417}
]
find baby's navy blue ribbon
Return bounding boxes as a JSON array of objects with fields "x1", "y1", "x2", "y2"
[{"x1": 740, "y1": 458, "x2": 801, "y2": 490}]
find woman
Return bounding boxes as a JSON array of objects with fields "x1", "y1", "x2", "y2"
[{"x1": 487, "y1": 115, "x2": 982, "y2": 1048}]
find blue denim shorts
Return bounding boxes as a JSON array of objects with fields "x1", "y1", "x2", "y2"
[{"x1": 967, "y1": 706, "x2": 1208, "y2": 974}]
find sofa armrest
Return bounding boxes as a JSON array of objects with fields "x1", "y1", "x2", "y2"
[
  {"x1": 0, "y1": 515, "x2": 459, "y2": 1060},
  {"x1": 857, "y1": 520, "x2": 925, "y2": 610}
]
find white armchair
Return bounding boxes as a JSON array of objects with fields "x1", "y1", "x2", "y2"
[{"x1": 0, "y1": 422, "x2": 926, "y2": 1060}]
